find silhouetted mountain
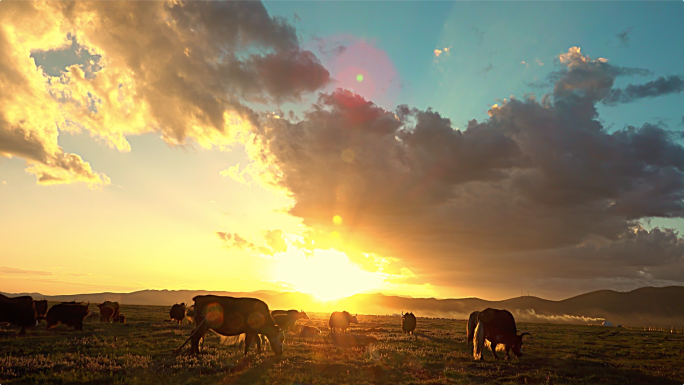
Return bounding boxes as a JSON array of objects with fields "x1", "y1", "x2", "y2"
[{"x1": 3, "y1": 286, "x2": 683, "y2": 327}]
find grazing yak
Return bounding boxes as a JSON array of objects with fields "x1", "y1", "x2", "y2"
[
  {"x1": 34, "y1": 299, "x2": 48, "y2": 322},
  {"x1": 473, "y1": 308, "x2": 530, "y2": 361},
  {"x1": 189, "y1": 295, "x2": 284, "y2": 356},
  {"x1": 0, "y1": 294, "x2": 37, "y2": 335},
  {"x1": 99, "y1": 300, "x2": 120, "y2": 319},
  {"x1": 402, "y1": 312, "x2": 417, "y2": 335},
  {"x1": 329, "y1": 311, "x2": 358, "y2": 333},
  {"x1": 466, "y1": 311, "x2": 480, "y2": 346},
  {"x1": 113, "y1": 314, "x2": 126, "y2": 323},
  {"x1": 98, "y1": 305, "x2": 115, "y2": 322},
  {"x1": 299, "y1": 325, "x2": 321, "y2": 337},
  {"x1": 46, "y1": 302, "x2": 90, "y2": 331},
  {"x1": 170, "y1": 303, "x2": 186, "y2": 324},
  {"x1": 271, "y1": 310, "x2": 309, "y2": 332}
]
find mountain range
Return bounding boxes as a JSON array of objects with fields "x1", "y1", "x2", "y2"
[{"x1": 3, "y1": 286, "x2": 683, "y2": 328}]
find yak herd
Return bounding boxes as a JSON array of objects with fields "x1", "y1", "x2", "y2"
[{"x1": 1, "y1": 293, "x2": 530, "y2": 361}]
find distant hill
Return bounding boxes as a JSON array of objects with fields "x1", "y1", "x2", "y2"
[{"x1": 3, "y1": 286, "x2": 683, "y2": 328}]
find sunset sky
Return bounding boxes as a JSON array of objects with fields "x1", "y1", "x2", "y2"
[{"x1": 1, "y1": 1, "x2": 683, "y2": 302}]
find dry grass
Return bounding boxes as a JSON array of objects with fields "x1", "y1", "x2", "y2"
[{"x1": 1, "y1": 304, "x2": 683, "y2": 384}]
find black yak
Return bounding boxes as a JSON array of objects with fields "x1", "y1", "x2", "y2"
[
  {"x1": 46, "y1": 302, "x2": 90, "y2": 331},
  {"x1": 0, "y1": 294, "x2": 37, "y2": 335},
  {"x1": 401, "y1": 311, "x2": 416, "y2": 335},
  {"x1": 34, "y1": 299, "x2": 48, "y2": 322},
  {"x1": 329, "y1": 311, "x2": 358, "y2": 333},
  {"x1": 170, "y1": 303, "x2": 186, "y2": 324},
  {"x1": 473, "y1": 308, "x2": 530, "y2": 361},
  {"x1": 271, "y1": 310, "x2": 309, "y2": 332},
  {"x1": 188, "y1": 295, "x2": 284, "y2": 356},
  {"x1": 466, "y1": 311, "x2": 480, "y2": 346}
]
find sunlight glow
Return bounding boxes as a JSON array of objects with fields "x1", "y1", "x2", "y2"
[{"x1": 273, "y1": 249, "x2": 385, "y2": 301}]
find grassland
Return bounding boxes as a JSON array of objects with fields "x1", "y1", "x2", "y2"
[{"x1": 1, "y1": 303, "x2": 683, "y2": 384}]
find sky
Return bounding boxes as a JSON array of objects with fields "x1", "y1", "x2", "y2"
[{"x1": 1, "y1": 1, "x2": 683, "y2": 302}]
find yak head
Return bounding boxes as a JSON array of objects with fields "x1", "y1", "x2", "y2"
[
  {"x1": 512, "y1": 332, "x2": 531, "y2": 357},
  {"x1": 263, "y1": 325, "x2": 285, "y2": 357}
]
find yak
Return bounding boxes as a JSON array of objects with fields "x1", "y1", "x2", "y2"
[
  {"x1": 113, "y1": 314, "x2": 126, "y2": 323},
  {"x1": 401, "y1": 311, "x2": 417, "y2": 335},
  {"x1": 100, "y1": 300, "x2": 120, "y2": 318},
  {"x1": 46, "y1": 302, "x2": 90, "y2": 331},
  {"x1": 170, "y1": 303, "x2": 186, "y2": 324},
  {"x1": 98, "y1": 304, "x2": 115, "y2": 322},
  {"x1": 34, "y1": 299, "x2": 48, "y2": 322},
  {"x1": 329, "y1": 311, "x2": 358, "y2": 333},
  {"x1": 188, "y1": 295, "x2": 284, "y2": 356},
  {"x1": 473, "y1": 308, "x2": 530, "y2": 361},
  {"x1": 299, "y1": 325, "x2": 321, "y2": 337},
  {"x1": 0, "y1": 294, "x2": 37, "y2": 335},
  {"x1": 466, "y1": 311, "x2": 480, "y2": 347},
  {"x1": 271, "y1": 310, "x2": 309, "y2": 332}
]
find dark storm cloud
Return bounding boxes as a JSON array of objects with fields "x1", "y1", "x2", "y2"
[
  {"x1": 603, "y1": 76, "x2": 684, "y2": 105},
  {"x1": 245, "y1": 47, "x2": 684, "y2": 297}
]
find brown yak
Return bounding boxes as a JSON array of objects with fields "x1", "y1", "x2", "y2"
[{"x1": 97, "y1": 304, "x2": 115, "y2": 322}]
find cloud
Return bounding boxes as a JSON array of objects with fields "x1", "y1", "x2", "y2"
[
  {"x1": 216, "y1": 229, "x2": 288, "y2": 256},
  {"x1": 603, "y1": 76, "x2": 684, "y2": 105},
  {"x1": 472, "y1": 27, "x2": 484, "y2": 45},
  {"x1": 479, "y1": 63, "x2": 493, "y2": 75},
  {"x1": 237, "y1": 47, "x2": 684, "y2": 298},
  {"x1": 0, "y1": 1, "x2": 329, "y2": 185},
  {"x1": 0, "y1": 267, "x2": 52, "y2": 276},
  {"x1": 616, "y1": 27, "x2": 633, "y2": 48}
]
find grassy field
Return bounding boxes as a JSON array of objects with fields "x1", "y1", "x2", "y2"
[{"x1": 1, "y1": 303, "x2": 683, "y2": 384}]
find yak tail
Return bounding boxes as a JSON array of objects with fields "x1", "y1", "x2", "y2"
[{"x1": 473, "y1": 320, "x2": 485, "y2": 360}]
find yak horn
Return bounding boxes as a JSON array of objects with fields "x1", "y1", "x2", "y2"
[
  {"x1": 86, "y1": 302, "x2": 89, "y2": 307},
  {"x1": 520, "y1": 332, "x2": 531, "y2": 337}
]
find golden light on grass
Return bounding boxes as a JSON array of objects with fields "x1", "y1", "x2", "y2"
[{"x1": 273, "y1": 249, "x2": 385, "y2": 302}]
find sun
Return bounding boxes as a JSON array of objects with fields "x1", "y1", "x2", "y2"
[{"x1": 273, "y1": 249, "x2": 385, "y2": 302}]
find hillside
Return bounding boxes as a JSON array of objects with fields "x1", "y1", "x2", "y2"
[{"x1": 3, "y1": 286, "x2": 683, "y2": 327}]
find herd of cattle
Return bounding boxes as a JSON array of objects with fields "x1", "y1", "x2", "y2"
[{"x1": 1, "y1": 293, "x2": 529, "y2": 361}]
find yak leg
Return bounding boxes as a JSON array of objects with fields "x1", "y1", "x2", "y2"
[
  {"x1": 490, "y1": 342, "x2": 499, "y2": 360},
  {"x1": 505, "y1": 346, "x2": 511, "y2": 360},
  {"x1": 190, "y1": 318, "x2": 208, "y2": 355},
  {"x1": 18, "y1": 326, "x2": 26, "y2": 336},
  {"x1": 244, "y1": 332, "x2": 257, "y2": 356},
  {"x1": 255, "y1": 333, "x2": 263, "y2": 353}
]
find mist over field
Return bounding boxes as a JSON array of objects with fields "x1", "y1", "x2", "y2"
[{"x1": 5, "y1": 286, "x2": 684, "y2": 328}]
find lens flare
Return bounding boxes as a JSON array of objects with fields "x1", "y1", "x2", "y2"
[
  {"x1": 333, "y1": 215, "x2": 343, "y2": 225},
  {"x1": 341, "y1": 148, "x2": 355, "y2": 163},
  {"x1": 330, "y1": 231, "x2": 340, "y2": 240},
  {"x1": 356, "y1": 74, "x2": 364, "y2": 82},
  {"x1": 204, "y1": 303, "x2": 224, "y2": 328}
]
